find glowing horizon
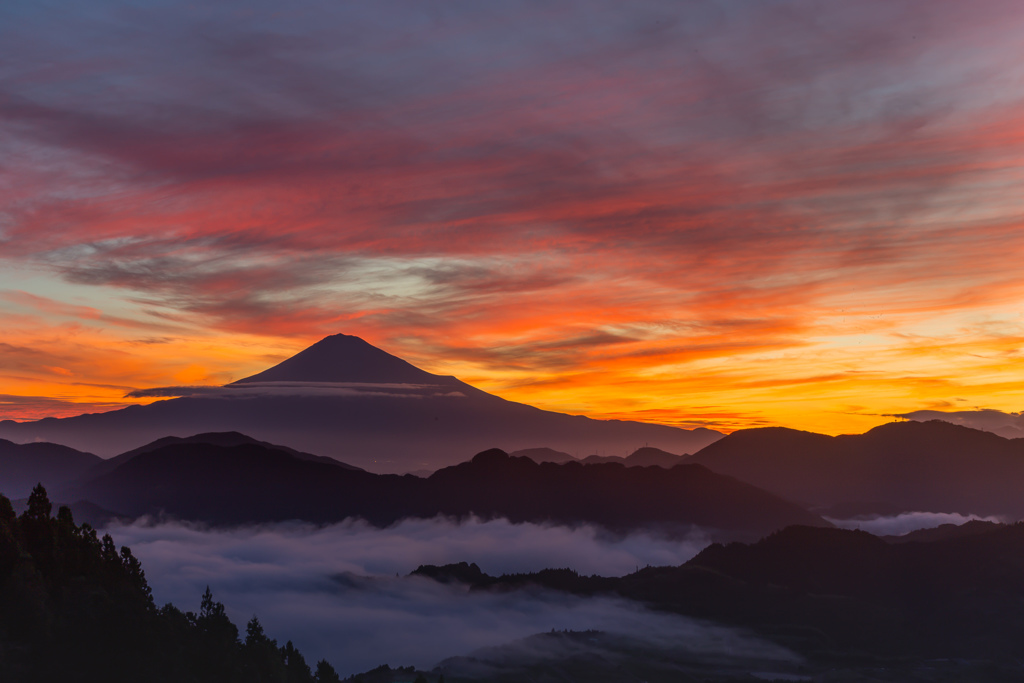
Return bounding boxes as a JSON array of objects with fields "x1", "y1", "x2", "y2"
[{"x1": 2, "y1": 1, "x2": 1023, "y2": 435}]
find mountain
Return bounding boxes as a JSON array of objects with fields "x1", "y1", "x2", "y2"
[
  {"x1": 0, "y1": 334, "x2": 723, "y2": 472},
  {"x1": 0, "y1": 439, "x2": 102, "y2": 499},
  {"x1": 582, "y1": 446, "x2": 686, "y2": 468},
  {"x1": 686, "y1": 420, "x2": 1024, "y2": 517},
  {"x1": 92, "y1": 431, "x2": 364, "y2": 476},
  {"x1": 230, "y1": 334, "x2": 464, "y2": 387},
  {"x1": 57, "y1": 437, "x2": 827, "y2": 540},
  {"x1": 508, "y1": 447, "x2": 578, "y2": 464},
  {"x1": 881, "y1": 518, "x2": 1004, "y2": 544},
  {"x1": 2, "y1": 431, "x2": 362, "y2": 510}
]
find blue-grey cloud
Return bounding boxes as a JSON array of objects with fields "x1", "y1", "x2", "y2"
[
  {"x1": 101, "y1": 516, "x2": 724, "y2": 675},
  {"x1": 826, "y1": 511, "x2": 1005, "y2": 536}
]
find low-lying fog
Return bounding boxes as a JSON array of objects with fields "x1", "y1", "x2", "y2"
[
  {"x1": 102, "y1": 512, "x2": 993, "y2": 675},
  {"x1": 101, "y1": 517, "x2": 785, "y2": 675},
  {"x1": 825, "y1": 511, "x2": 1005, "y2": 536}
]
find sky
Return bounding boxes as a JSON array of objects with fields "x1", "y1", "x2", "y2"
[{"x1": 2, "y1": 0, "x2": 1024, "y2": 434}]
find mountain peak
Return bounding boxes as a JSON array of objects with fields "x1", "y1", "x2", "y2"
[{"x1": 231, "y1": 334, "x2": 461, "y2": 386}]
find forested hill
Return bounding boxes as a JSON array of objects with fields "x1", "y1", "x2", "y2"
[{"x1": 0, "y1": 485, "x2": 345, "y2": 683}]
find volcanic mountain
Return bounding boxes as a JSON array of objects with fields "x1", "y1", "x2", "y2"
[{"x1": 0, "y1": 334, "x2": 722, "y2": 472}]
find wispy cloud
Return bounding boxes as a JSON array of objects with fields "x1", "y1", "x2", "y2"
[{"x1": 2, "y1": 1, "x2": 1024, "y2": 432}]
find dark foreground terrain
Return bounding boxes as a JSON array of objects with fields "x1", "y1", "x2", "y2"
[
  {"x1": 412, "y1": 522, "x2": 1024, "y2": 682},
  {"x1": 0, "y1": 486, "x2": 342, "y2": 683},
  {"x1": 4, "y1": 483, "x2": 1023, "y2": 681}
]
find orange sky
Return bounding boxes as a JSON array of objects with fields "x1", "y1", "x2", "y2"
[{"x1": 2, "y1": 1, "x2": 1024, "y2": 434}]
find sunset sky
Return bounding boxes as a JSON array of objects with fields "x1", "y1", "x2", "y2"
[{"x1": 2, "y1": 0, "x2": 1023, "y2": 434}]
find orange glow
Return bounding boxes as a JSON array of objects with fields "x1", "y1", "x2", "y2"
[{"x1": 3, "y1": 2, "x2": 1024, "y2": 435}]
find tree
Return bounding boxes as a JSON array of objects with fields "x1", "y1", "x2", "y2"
[
  {"x1": 25, "y1": 483, "x2": 51, "y2": 521},
  {"x1": 315, "y1": 659, "x2": 341, "y2": 683},
  {"x1": 0, "y1": 494, "x2": 15, "y2": 525},
  {"x1": 281, "y1": 640, "x2": 314, "y2": 682},
  {"x1": 120, "y1": 545, "x2": 154, "y2": 605},
  {"x1": 243, "y1": 615, "x2": 287, "y2": 682}
]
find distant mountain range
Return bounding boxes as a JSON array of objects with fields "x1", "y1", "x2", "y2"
[
  {"x1": 0, "y1": 334, "x2": 722, "y2": 472},
  {"x1": 29, "y1": 437, "x2": 823, "y2": 540},
  {"x1": 6, "y1": 418, "x2": 1024, "y2": 530},
  {"x1": 510, "y1": 445, "x2": 688, "y2": 467},
  {"x1": 686, "y1": 420, "x2": 1024, "y2": 517}
]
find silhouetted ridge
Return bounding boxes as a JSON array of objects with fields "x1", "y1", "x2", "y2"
[
  {"x1": 108, "y1": 431, "x2": 363, "y2": 471},
  {"x1": 508, "y1": 447, "x2": 577, "y2": 464},
  {"x1": 230, "y1": 333, "x2": 462, "y2": 386},
  {"x1": 624, "y1": 446, "x2": 685, "y2": 467},
  {"x1": 56, "y1": 438, "x2": 826, "y2": 539},
  {"x1": 469, "y1": 448, "x2": 511, "y2": 466},
  {"x1": 687, "y1": 420, "x2": 1024, "y2": 516},
  {"x1": 0, "y1": 439, "x2": 102, "y2": 499}
]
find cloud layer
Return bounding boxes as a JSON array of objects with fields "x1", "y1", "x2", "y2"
[
  {"x1": 2, "y1": 1, "x2": 1024, "y2": 433},
  {"x1": 826, "y1": 511, "x2": 1005, "y2": 536},
  {"x1": 103, "y1": 517, "x2": 723, "y2": 675}
]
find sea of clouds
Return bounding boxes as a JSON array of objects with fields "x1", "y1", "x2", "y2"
[{"x1": 99, "y1": 516, "x2": 798, "y2": 676}]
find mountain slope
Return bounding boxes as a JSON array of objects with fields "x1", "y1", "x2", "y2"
[
  {"x1": 687, "y1": 420, "x2": 1024, "y2": 517},
  {"x1": 0, "y1": 334, "x2": 722, "y2": 472},
  {"x1": 94, "y1": 431, "x2": 364, "y2": 476},
  {"x1": 0, "y1": 439, "x2": 102, "y2": 499}
]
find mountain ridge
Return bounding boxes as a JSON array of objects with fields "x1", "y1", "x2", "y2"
[
  {"x1": 687, "y1": 419, "x2": 1024, "y2": 517},
  {"x1": 48, "y1": 437, "x2": 827, "y2": 540}
]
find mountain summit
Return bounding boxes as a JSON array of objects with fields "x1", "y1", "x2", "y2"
[
  {"x1": 0, "y1": 334, "x2": 723, "y2": 471},
  {"x1": 231, "y1": 333, "x2": 463, "y2": 387}
]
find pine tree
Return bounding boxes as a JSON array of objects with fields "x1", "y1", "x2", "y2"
[
  {"x1": 315, "y1": 659, "x2": 341, "y2": 683},
  {"x1": 281, "y1": 640, "x2": 314, "y2": 682},
  {"x1": 25, "y1": 483, "x2": 51, "y2": 521}
]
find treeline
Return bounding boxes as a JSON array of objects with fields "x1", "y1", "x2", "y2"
[{"x1": 0, "y1": 485, "x2": 342, "y2": 683}]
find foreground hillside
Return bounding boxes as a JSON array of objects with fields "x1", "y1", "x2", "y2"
[
  {"x1": 6, "y1": 483, "x2": 1022, "y2": 681},
  {"x1": 0, "y1": 486, "x2": 342, "y2": 683}
]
